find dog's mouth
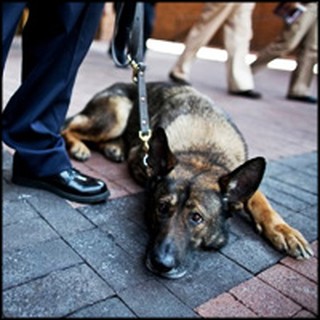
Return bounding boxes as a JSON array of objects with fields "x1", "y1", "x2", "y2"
[{"x1": 145, "y1": 256, "x2": 187, "y2": 279}]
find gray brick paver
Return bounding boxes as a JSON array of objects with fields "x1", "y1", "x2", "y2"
[
  {"x1": 159, "y1": 251, "x2": 253, "y2": 308},
  {"x1": 260, "y1": 183, "x2": 313, "y2": 213},
  {"x1": 64, "y1": 227, "x2": 153, "y2": 292},
  {"x1": 3, "y1": 264, "x2": 114, "y2": 318},
  {"x1": 27, "y1": 192, "x2": 95, "y2": 237},
  {"x1": 3, "y1": 198, "x2": 38, "y2": 226},
  {"x1": 118, "y1": 279, "x2": 199, "y2": 318},
  {"x1": 221, "y1": 237, "x2": 283, "y2": 274},
  {"x1": 263, "y1": 176, "x2": 318, "y2": 206},
  {"x1": 68, "y1": 297, "x2": 137, "y2": 318},
  {"x1": 274, "y1": 170, "x2": 318, "y2": 195},
  {"x1": 3, "y1": 238, "x2": 83, "y2": 290},
  {"x1": 3, "y1": 217, "x2": 59, "y2": 252}
]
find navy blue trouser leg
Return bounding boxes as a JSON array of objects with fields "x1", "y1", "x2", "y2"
[
  {"x1": 1, "y1": 3, "x2": 27, "y2": 69},
  {"x1": 2, "y1": 3, "x2": 104, "y2": 177}
]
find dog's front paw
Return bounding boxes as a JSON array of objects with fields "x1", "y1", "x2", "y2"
[
  {"x1": 70, "y1": 142, "x2": 91, "y2": 161},
  {"x1": 267, "y1": 223, "x2": 313, "y2": 259}
]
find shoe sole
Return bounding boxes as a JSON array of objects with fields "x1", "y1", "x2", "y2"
[
  {"x1": 229, "y1": 91, "x2": 262, "y2": 99},
  {"x1": 169, "y1": 73, "x2": 191, "y2": 86},
  {"x1": 287, "y1": 96, "x2": 317, "y2": 104},
  {"x1": 12, "y1": 175, "x2": 110, "y2": 204}
]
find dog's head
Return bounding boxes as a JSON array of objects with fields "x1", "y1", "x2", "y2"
[{"x1": 144, "y1": 127, "x2": 266, "y2": 279}]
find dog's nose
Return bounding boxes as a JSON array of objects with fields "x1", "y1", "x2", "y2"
[
  {"x1": 150, "y1": 239, "x2": 177, "y2": 273},
  {"x1": 151, "y1": 251, "x2": 175, "y2": 273}
]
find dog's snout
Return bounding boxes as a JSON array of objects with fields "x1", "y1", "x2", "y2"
[
  {"x1": 151, "y1": 252, "x2": 175, "y2": 273},
  {"x1": 150, "y1": 238, "x2": 178, "y2": 273}
]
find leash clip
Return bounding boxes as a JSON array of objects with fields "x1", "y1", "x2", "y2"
[
  {"x1": 128, "y1": 54, "x2": 146, "y2": 83},
  {"x1": 139, "y1": 129, "x2": 151, "y2": 167},
  {"x1": 139, "y1": 129, "x2": 151, "y2": 152}
]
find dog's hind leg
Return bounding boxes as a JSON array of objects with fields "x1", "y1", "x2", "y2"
[
  {"x1": 62, "y1": 95, "x2": 134, "y2": 161},
  {"x1": 245, "y1": 190, "x2": 313, "y2": 259}
]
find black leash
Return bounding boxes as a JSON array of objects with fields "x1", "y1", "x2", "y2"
[{"x1": 111, "y1": 2, "x2": 151, "y2": 166}]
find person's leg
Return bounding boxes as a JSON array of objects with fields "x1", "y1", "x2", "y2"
[
  {"x1": 251, "y1": 4, "x2": 316, "y2": 74},
  {"x1": 169, "y1": 2, "x2": 234, "y2": 83},
  {"x1": 3, "y1": 3, "x2": 104, "y2": 177},
  {"x1": 1, "y1": 2, "x2": 26, "y2": 71},
  {"x1": 287, "y1": 5, "x2": 317, "y2": 102},
  {"x1": 2, "y1": 3, "x2": 109, "y2": 203},
  {"x1": 223, "y1": 3, "x2": 258, "y2": 94}
]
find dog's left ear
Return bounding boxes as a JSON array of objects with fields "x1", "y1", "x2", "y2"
[
  {"x1": 147, "y1": 127, "x2": 178, "y2": 177},
  {"x1": 218, "y1": 157, "x2": 266, "y2": 204}
]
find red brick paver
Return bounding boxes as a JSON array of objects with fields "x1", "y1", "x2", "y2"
[
  {"x1": 195, "y1": 292, "x2": 258, "y2": 318},
  {"x1": 71, "y1": 151, "x2": 143, "y2": 200},
  {"x1": 257, "y1": 265, "x2": 318, "y2": 315},
  {"x1": 195, "y1": 241, "x2": 318, "y2": 318},
  {"x1": 280, "y1": 256, "x2": 318, "y2": 283},
  {"x1": 293, "y1": 309, "x2": 317, "y2": 318},
  {"x1": 229, "y1": 277, "x2": 302, "y2": 317}
]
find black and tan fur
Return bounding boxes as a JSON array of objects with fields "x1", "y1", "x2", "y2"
[{"x1": 62, "y1": 82, "x2": 313, "y2": 279}]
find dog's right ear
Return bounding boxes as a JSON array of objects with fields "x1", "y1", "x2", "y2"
[{"x1": 147, "y1": 127, "x2": 178, "y2": 177}]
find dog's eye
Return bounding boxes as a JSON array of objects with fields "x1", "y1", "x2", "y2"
[
  {"x1": 190, "y1": 211, "x2": 204, "y2": 225},
  {"x1": 158, "y1": 201, "x2": 170, "y2": 214}
]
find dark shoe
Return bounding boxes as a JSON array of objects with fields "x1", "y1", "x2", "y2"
[
  {"x1": 287, "y1": 95, "x2": 317, "y2": 104},
  {"x1": 12, "y1": 158, "x2": 110, "y2": 204},
  {"x1": 230, "y1": 89, "x2": 262, "y2": 99},
  {"x1": 169, "y1": 72, "x2": 191, "y2": 85}
]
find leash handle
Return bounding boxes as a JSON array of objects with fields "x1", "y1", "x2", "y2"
[
  {"x1": 111, "y1": 2, "x2": 152, "y2": 164},
  {"x1": 110, "y1": 2, "x2": 144, "y2": 69},
  {"x1": 110, "y1": 2, "x2": 135, "y2": 67},
  {"x1": 129, "y1": 2, "x2": 144, "y2": 64}
]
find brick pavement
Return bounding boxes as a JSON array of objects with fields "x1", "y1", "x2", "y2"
[{"x1": 2, "y1": 37, "x2": 318, "y2": 317}]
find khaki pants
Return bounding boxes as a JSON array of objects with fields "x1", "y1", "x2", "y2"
[
  {"x1": 170, "y1": 2, "x2": 256, "y2": 92},
  {"x1": 251, "y1": 2, "x2": 318, "y2": 96}
]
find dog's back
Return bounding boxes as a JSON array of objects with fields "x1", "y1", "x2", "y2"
[{"x1": 127, "y1": 82, "x2": 248, "y2": 171}]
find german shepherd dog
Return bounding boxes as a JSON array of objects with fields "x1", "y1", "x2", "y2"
[{"x1": 62, "y1": 82, "x2": 313, "y2": 279}]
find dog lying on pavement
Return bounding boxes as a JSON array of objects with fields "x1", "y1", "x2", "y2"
[{"x1": 62, "y1": 82, "x2": 313, "y2": 279}]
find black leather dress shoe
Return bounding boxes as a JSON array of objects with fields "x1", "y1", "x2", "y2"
[
  {"x1": 230, "y1": 89, "x2": 262, "y2": 99},
  {"x1": 287, "y1": 95, "x2": 317, "y2": 104},
  {"x1": 12, "y1": 158, "x2": 110, "y2": 204}
]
